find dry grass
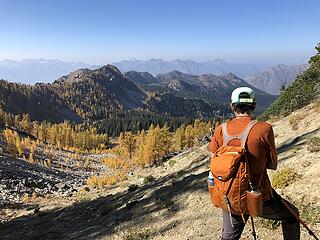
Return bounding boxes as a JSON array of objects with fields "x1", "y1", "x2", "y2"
[
  {"x1": 313, "y1": 100, "x2": 320, "y2": 112},
  {"x1": 307, "y1": 136, "x2": 320, "y2": 152},
  {"x1": 257, "y1": 218, "x2": 280, "y2": 230},
  {"x1": 272, "y1": 166, "x2": 299, "y2": 189},
  {"x1": 300, "y1": 204, "x2": 320, "y2": 225},
  {"x1": 289, "y1": 113, "x2": 307, "y2": 130},
  {"x1": 268, "y1": 115, "x2": 283, "y2": 124},
  {"x1": 122, "y1": 228, "x2": 155, "y2": 240}
]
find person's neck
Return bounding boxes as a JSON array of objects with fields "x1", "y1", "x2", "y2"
[{"x1": 234, "y1": 112, "x2": 251, "y2": 118}]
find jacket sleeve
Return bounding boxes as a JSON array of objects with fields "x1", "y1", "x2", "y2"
[{"x1": 265, "y1": 126, "x2": 278, "y2": 170}]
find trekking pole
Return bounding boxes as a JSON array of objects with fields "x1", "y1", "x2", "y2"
[
  {"x1": 250, "y1": 216, "x2": 257, "y2": 240},
  {"x1": 281, "y1": 199, "x2": 319, "y2": 240}
]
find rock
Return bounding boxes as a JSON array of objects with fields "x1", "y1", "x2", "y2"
[
  {"x1": 34, "y1": 207, "x2": 40, "y2": 214},
  {"x1": 55, "y1": 183, "x2": 70, "y2": 190}
]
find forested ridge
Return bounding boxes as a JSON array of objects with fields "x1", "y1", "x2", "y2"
[{"x1": 0, "y1": 65, "x2": 220, "y2": 124}]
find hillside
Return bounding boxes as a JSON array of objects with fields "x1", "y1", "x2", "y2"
[
  {"x1": 0, "y1": 80, "x2": 81, "y2": 122},
  {"x1": 245, "y1": 64, "x2": 308, "y2": 95},
  {"x1": 1, "y1": 102, "x2": 320, "y2": 239}
]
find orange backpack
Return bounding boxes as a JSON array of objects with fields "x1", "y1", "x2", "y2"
[{"x1": 209, "y1": 120, "x2": 258, "y2": 219}]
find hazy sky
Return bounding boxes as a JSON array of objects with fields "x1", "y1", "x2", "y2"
[{"x1": 0, "y1": 0, "x2": 319, "y2": 64}]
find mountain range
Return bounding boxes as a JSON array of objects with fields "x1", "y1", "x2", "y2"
[
  {"x1": 0, "y1": 65, "x2": 276, "y2": 123},
  {"x1": 0, "y1": 59, "x2": 96, "y2": 84},
  {"x1": 113, "y1": 58, "x2": 271, "y2": 77},
  {"x1": 0, "y1": 58, "x2": 269, "y2": 84},
  {"x1": 0, "y1": 58, "x2": 308, "y2": 96}
]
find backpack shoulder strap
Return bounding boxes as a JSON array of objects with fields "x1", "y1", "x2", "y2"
[
  {"x1": 239, "y1": 120, "x2": 258, "y2": 148},
  {"x1": 222, "y1": 123, "x2": 232, "y2": 146}
]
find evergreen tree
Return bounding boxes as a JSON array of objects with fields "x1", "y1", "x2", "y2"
[
  {"x1": 15, "y1": 132, "x2": 23, "y2": 157},
  {"x1": 184, "y1": 125, "x2": 194, "y2": 148},
  {"x1": 118, "y1": 131, "x2": 136, "y2": 159},
  {"x1": 21, "y1": 114, "x2": 32, "y2": 133},
  {"x1": 3, "y1": 129, "x2": 18, "y2": 157},
  {"x1": 158, "y1": 124, "x2": 172, "y2": 155},
  {"x1": 134, "y1": 130, "x2": 146, "y2": 166},
  {"x1": 29, "y1": 142, "x2": 37, "y2": 163},
  {"x1": 173, "y1": 125, "x2": 186, "y2": 151}
]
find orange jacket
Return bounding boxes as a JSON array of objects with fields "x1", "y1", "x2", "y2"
[{"x1": 208, "y1": 116, "x2": 277, "y2": 201}]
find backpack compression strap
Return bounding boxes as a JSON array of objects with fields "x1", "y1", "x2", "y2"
[{"x1": 222, "y1": 120, "x2": 258, "y2": 147}]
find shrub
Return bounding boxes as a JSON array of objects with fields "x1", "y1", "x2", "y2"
[
  {"x1": 169, "y1": 159, "x2": 176, "y2": 167},
  {"x1": 21, "y1": 193, "x2": 29, "y2": 203},
  {"x1": 87, "y1": 175, "x2": 99, "y2": 188},
  {"x1": 87, "y1": 172, "x2": 127, "y2": 188},
  {"x1": 289, "y1": 114, "x2": 306, "y2": 130},
  {"x1": 272, "y1": 167, "x2": 299, "y2": 189},
  {"x1": 289, "y1": 116, "x2": 298, "y2": 131},
  {"x1": 258, "y1": 218, "x2": 281, "y2": 230},
  {"x1": 143, "y1": 175, "x2": 155, "y2": 184},
  {"x1": 122, "y1": 228, "x2": 155, "y2": 240},
  {"x1": 103, "y1": 157, "x2": 129, "y2": 170},
  {"x1": 307, "y1": 137, "x2": 320, "y2": 152}
]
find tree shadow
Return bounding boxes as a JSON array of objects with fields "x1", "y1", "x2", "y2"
[
  {"x1": 1, "y1": 155, "x2": 80, "y2": 182},
  {"x1": 0, "y1": 156, "x2": 210, "y2": 240}
]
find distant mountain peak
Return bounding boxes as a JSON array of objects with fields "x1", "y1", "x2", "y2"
[
  {"x1": 245, "y1": 63, "x2": 308, "y2": 94},
  {"x1": 221, "y1": 72, "x2": 238, "y2": 78},
  {"x1": 166, "y1": 70, "x2": 184, "y2": 75},
  {"x1": 100, "y1": 64, "x2": 122, "y2": 75}
]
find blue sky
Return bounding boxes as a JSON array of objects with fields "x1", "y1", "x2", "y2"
[{"x1": 0, "y1": 0, "x2": 319, "y2": 64}]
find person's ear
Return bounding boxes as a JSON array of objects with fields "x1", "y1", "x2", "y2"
[{"x1": 230, "y1": 103, "x2": 234, "y2": 112}]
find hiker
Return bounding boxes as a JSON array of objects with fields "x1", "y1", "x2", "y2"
[{"x1": 208, "y1": 87, "x2": 300, "y2": 240}]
